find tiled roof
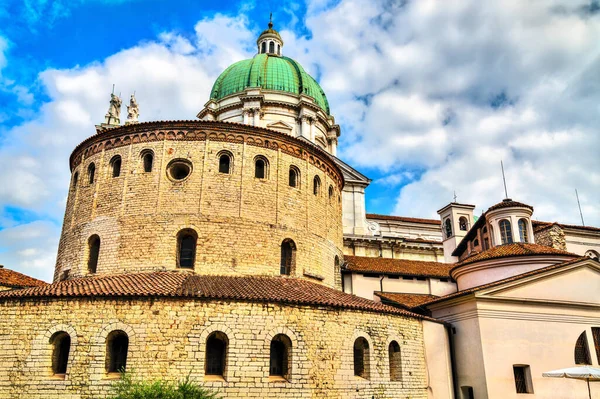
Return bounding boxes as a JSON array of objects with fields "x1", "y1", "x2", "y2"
[
  {"x1": 423, "y1": 257, "x2": 589, "y2": 307},
  {"x1": 0, "y1": 267, "x2": 47, "y2": 289},
  {"x1": 453, "y1": 243, "x2": 576, "y2": 268},
  {"x1": 532, "y1": 220, "x2": 600, "y2": 233},
  {"x1": 366, "y1": 213, "x2": 441, "y2": 226},
  {"x1": 344, "y1": 256, "x2": 453, "y2": 278},
  {"x1": 0, "y1": 272, "x2": 432, "y2": 320},
  {"x1": 486, "y1": 199, "x2": 533, "y2": 212},
  {"x1": 375, "y1": 292, "x2": 439, "y2": 309}
]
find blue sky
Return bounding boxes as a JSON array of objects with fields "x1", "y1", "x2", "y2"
[{"x1": 0, "y1": 0, "x2": 599, "y2": 281}]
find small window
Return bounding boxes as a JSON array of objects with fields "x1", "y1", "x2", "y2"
[
  {"x1": 205, "y1": 332, "x2": 228, "y2": 377},
  {"x1": 218, "y1": 153, "x2": 231, "y2": 174},
  {"x1": 482, "y1": 226, "x2": 488, "y2": 234},
  {"x1": 483, "y1": 238, "x2": 490, "y2": 250},
  {"x1": 499, "y1": 219, "x2": 513, "y2": 244},
  {"x1": 106, "y1": 330, "x2": 128, "y2": 374},
  {"x1": 459, "y1": 217, "x2": 468, "y2": 231},
  {"x1": 87, "y1": 235, "x2": 100, "y2": 274},
  {"x1": 255, "y1": 157, "x2": 268, "y2": 179},
  {"x1": 72, "y1": 172, "x2": 79, "y2": 189},
  {"x1": 444, "y1": 219, "x2": 452, "y2": 238},
  {"x1": 277, "y1": 44, "x2": 281, "y2": 55},
  {"x1": 88, "y1": 163, "x2": 96, "y2": 185},
  {"x1": 513, "y1": 365, "x2": 533, "y2": 394},
  {"x1": 289, "y1": 166, "x2": 300, "y2": 188},
  {"x1": 50, "y1": 332, "x2": 71, "y2": 376},
  {"x1": 328, "y1": 185, "x2": 334, "y2": 199},
  {"x1": 592, "y1": 327, "x2": 600, "y2": 364},
  {"x1": 269, "y1": 41, "x2": 275, "y2": 53},
  {"x1": 177, "y1": 229, "x2": 197, "y2": 269},
  {"x1": 110, "y1": 156, "x2": 122, "y2": 178},
  {"x1": 261, "y1": 42, "x2": 266, "y2": 53},
  {"x1": 575, "y1": 331, "x2": 592, "y2": 364},
  {"x1": 461, "y1": 386, "x2": 474, "y2": 399},
  {"x1": 473, "y1": 239, "x2": 479, "y2": 247},
  {"x1": 269, "y1": 334, "x2": 291, "y2": 379},
  {"x1": 353, "y1": 337, "x2": 370, "y2": 379},
  {"x1": 280, "y1": 239, "x2": 296, "y2": 275},
  {"x1": 388, "y1": 341, "x2": 401, "y2": 381},
  {"x1": 518, "y1": 219, "x2": 529, "y2": 243},
  {"x1": 167, "y1": 159, "x2": 192, "y2": 181},
  {"x1": 142, "y1": 151, "x2": 153, "y2": 172},
  {"x1": 313, "y1": 176, "x2": 321, "y2": 195}
]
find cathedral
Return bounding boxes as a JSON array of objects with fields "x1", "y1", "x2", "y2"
[{"x1": 0, "y1": 22, "x2": 598, "y2": 399}]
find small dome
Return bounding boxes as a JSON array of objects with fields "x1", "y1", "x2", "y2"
[
  {"x1": 486, "y1": 198, "x2": 533, "y2": 213},
  {"x1": 210, "y1": 54, "x2": 331, "y2": 114}
]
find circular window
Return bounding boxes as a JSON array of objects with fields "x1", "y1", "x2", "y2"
[{"x1": 167, "y1": 159, "x2": 192, "y2": 181}]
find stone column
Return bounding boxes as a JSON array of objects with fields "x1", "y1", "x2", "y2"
[
  {"x1": 301, "y1": 116, "x2": 310, "y2": 140},
  {"x1": 253, "y1": 108, "x2": 260, "y2": 126},
  {"x1": 243, "y1": 110, "x2": 250, "y2": 125}
]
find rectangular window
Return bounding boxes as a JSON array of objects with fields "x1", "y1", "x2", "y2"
[{"x1": 513, "y1": 365, "x2": 533, "y2": 394}]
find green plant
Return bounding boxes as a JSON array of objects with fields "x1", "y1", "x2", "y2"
[{"x1": 109, "y1": 371, "x2": 220, "y2": 399}]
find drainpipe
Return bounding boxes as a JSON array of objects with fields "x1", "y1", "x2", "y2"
[{"x1": 379, "y1": 275, "x2": 385, "y2": 293}]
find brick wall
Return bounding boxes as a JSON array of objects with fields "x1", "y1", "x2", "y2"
[{"x1": 0, "y1": 296, "x2": 429, "y2": 399}]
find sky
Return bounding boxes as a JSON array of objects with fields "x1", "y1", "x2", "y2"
[{"x1": 0, "y1": 0, "x2": 599, "y2": 282}]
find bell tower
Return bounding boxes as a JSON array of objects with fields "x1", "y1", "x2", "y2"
[{"x1": 437, "y1": 202, "x2": 476, "y2": 263}]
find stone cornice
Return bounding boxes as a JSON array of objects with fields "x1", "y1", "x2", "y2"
[{"x1": 70, "y1": 120, "x2": 344, "y2": 189}]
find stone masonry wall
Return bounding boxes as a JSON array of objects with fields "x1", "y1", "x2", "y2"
[
  {"x1": 0, "y1": 297, "x2": 429, "y2": 399},
  {"x1": 55, "y1": 122, "x2": 344, "y2": 288},
  {"x1": 534, "y1": 225, "x2": 567, "y2": 251}
]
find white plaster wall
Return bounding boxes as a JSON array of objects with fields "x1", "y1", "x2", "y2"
[
  {"x1": 350, "y1": 274, "x2": 457, "y2": 300},
  {"x1": 422, "y1": 321, "x2": 454, "y2": 399},
  {"x1": 564, "y1": 230, "x2": 600, "y2": 257}
]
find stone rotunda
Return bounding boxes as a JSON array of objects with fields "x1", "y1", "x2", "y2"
[{"x1": 0, "y1": 22, "x2": 447, "y2": 399}]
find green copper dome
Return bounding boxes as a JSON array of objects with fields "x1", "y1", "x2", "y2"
[{"x1": 210, "y1": 54, "x2": 331, "y2": 115}]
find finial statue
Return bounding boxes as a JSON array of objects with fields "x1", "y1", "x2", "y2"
[
  {"x1": 125, "y1": 93, "x2": 139, "y2": 125},
  {"x1": 104, "y1": 86, "x2": 122, "y2": 126}
]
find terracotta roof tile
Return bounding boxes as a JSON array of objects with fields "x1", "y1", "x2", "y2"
[
  {"x1": 0, "y1": 272, "x2": 434, "y2": 320},
  {"x1": 0, "y1": 267, "x2": 47, "y2": 288},
  {"x1": 486, "y1": 199, "x2": 533, "y2": 212},
  {"x1": 532, "y1": 220, "x2": 600, "y2": 233},
  {"x1": 454, "y1": 243, "x2": 576, "y2": 268},
  {"x1": 375, "y1": 292, "x2": 439, "y2": 308},
  {"x1": 366, "y1": 213, "x2": 441, "y2": 226},
  {"x1": 423, "y1": 257, "x2": 590, "y2": 307},
  {"x1": 344, "y1": 256, "x2": 453, "y2": 278}
]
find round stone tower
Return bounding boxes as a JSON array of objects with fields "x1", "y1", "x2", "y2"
[{"x1": 54, "y1": 25, "x2": 345, "y2": 288}]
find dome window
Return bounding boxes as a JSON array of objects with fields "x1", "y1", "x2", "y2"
[
  {"x1": 313, "y1": 176, "x2": 321, "y2": 195},
  {"x1": 87, "y1": 163, "x2": 96, "y2": 185},
  {"x1": 218, "y1": 151, "x2": 233, "y2": 174},
  {"x1": 499, "y1": 219, "x2": 513, "y2": 245},
  {"x1": 110, "y1": 155, "x2": 122, "y2": 178},
  {"x1": 141, "y1": 150, "x2": 154, "y2": 173},
  {"x1": 518, "y1": 219, "x2": 529, "y2": 243},
  {"x1": 289, "y1": 166, "x2": 300, "y2": 188},
  {"x1": 269, "y1": 41, "x2": 275, "y2": 53},
  {"x1": 254, "y1": 156, "x2": 268, "y2": 179},
  {"x1": 261, "y1": 42, "x2": 266, "y2": 54}
]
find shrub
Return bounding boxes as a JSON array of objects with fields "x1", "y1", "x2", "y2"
[{"x1": 109, "y1": 372, "x2": 220, "y2": 399}]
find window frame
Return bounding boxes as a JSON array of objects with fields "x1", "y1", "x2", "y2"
[
  {"x1": 499, "y1": 219, "x2": 513, "y2": 244},
  {"x1": 288, "y1": 166, "x2": 300, "y2": 189},
  {"x1": 87, "y1": 234, "x2": 100, "y2": 274},
  {"x1": 50, "y1": 331, "x2": 71, "y2": 377},
  {"x1": 513, "y1": 364, "x2": 534, "y2": 394},
  {"x1": 105, "y1": 330, "x2": 129, "y2": 375},
  {"x1": 177, "y1": 229, "x2": 198, "y2": 269},
  {"x1": 518, "y1": 218, "x2": 529, "y2": 243},
  {"x1": 254, "y1": 156, "x2": 268, "y2": 179}
]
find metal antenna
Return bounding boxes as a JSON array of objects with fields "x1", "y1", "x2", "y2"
[
  {"x1": 111, "y1": 84, "x2": 115, "y2": 94},
  {"x1": 501, "y1": 160, "x2": 509, "y2": 199},
  {"x1": 575, "y1": 189, "x2": 585, "y2": 226}
]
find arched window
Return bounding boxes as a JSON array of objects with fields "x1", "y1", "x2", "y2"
[
  {"x1": 518, "y1": 219, "x2": 529, "y2": 242},
  {"x1": 499, "y1": 219, "x2": 513, "y2": 244},
  {"x1": 353, "y1": 337, "x2": 370, "y2": 379},
  {"x1": 88, "y1": 163, "x2": 96, "y2": 185},
  {"x1": 50, "y1": 331, "x2": 71, "y2": 376},
  {"x1": 261, "y1": 42, "x2": 266, "y2": 53},
  {"x1": 205, "y1": 332, "x2": 228, "y2": 377},
  {"x1": 218, "y1": 153, "x2": 231, "y2": 174},
  {"x1": 110, "y1": 156, "x2": 122, "y2": 178},
  {"x1": 269, "y1": 334, "x2": 291, "y2": 380},
  {"x1": 106, "y1": 330, "x2": 129, "y2": 374},
  {"x1": 177, "y1": 229, "x2": 197, "y2": 269},
  {"x1": 459, "y1": 217, "x2": 468, "y2": 231},
  {"x1": 142, "y1": 151, "x2": 153, "y2": 172},
  {"x1": 575, "y1": 331, "x2": 592, "y2": 364},
  {"x1": 444, "y1": 219, "x2": 452, "y2": 238},
  {"x1": 313, "y1": 176, "x2": 321, "y2": 195},
  {"x1": 72, "y1": 172, "x2": 79, "y2": 189},
  {"x1": 586, "y1": 250, "x2": 600, "y2": 261},
  {"x1": 269, "y1": 41, "x2": 275, "y2": 53},
  {"x1": 255, "y1": 157, "x2": 268, "y2": 179},
  {"x1": 329, "y1": 185, "x2": 334, "y2": 199},
  {"x1": 483, "y1": 226, "x2": 488, "y2": 234},
  {"x1": 88, "y1": 235, "x2": 100, "y2": 274},
  {"x1": 388, "y1": 341, "x2": 401, "y2": 381},
  {"x1": 289, "y1": 166, "x2": 300, "y2": 188},
  {"x1": 280, "y1": 239, "x2": 296, "y2": 275},
  {"x1": 277, "y1": 44, "x2": 280, "y2": 55}
]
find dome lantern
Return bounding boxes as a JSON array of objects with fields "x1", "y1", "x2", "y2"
[{"x1": 257, "y1": 16, "x2": 283, "y2": 56}]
